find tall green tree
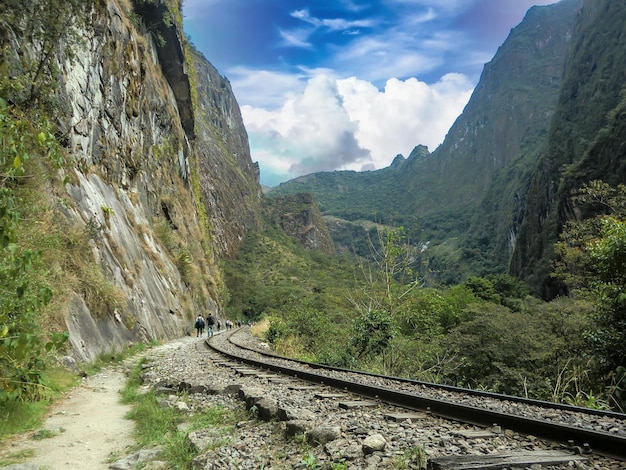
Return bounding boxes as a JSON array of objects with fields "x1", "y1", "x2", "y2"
[
  {"x1": 348, "y1": 226, "x2": 423, "y2": 373},
  {"x1": 351, "y1": 226, "x2": 422, "y2": 316},
  {"x1": 554, "y1": 180, "x2": 626, "y2": 409}
]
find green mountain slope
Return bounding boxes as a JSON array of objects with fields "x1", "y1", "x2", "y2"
[
  {"x1": 268, "y1": 0, "x2": 582, "y2": 287},
  {"x1": 269, "y1": 147, "x2": 428, "y2": 223},
  {"x1": 511, "y1": 0, "x2": 626, "y2": 296}
]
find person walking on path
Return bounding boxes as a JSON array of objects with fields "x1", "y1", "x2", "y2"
[
  {"x1": 194, "y1": 315, "x2": 205, "y2": 337},
  {"x1": 206, "y1": 313, "x2": 215, "y2": 337}
]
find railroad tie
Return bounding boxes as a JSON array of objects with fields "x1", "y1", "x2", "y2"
[
  {"x1": 429, "y1": 450, "x2": 587, "y2": 470},
  {"x1": 385, "y1": 412, "x2": 427, "y2": 423},
  {"x1": 338, "y1": 400, "x2": 378, "y2": 409}
]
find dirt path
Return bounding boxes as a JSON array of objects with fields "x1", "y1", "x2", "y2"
[
  {"x1": 0, "y1": 337, "x2": 200, "y2": 470},
  {"x1": 1, "y1": 367, "x2": 134, "y2": 469}
]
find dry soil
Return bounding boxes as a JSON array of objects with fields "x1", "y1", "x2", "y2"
[{"x1": 0, "y1": 367, "x2": 134, "y2": 469}]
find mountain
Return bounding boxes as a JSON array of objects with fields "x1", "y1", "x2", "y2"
[
  {"x1": 510, "y1": 0, "x2": 626, "y2": 297},
  {"x1": 269, "y1": 0, "x2": 592, "y2": 291},
  {"x1": 263, "y1": 193, "x2": 335, "y2": 255},
  {"x1": 425, "y1": 0, "x2": 582, "y2": 280}
]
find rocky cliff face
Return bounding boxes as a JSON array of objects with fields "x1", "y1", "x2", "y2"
[
  {"x1": 510, "y1": 0, "x2": 626, "y2": 296},
  {"x1": 264, "y1": 194, "x2": 335, "y2": 255},
  {"x1": 5, "y1": 0, "x2": 262, "y2": 361},
  {"x1": 432, "y1": 0, "x2": 581, "y2": 188},
  {"x1": 191, "y1": 48, "x2": 262, "y2": 257}
]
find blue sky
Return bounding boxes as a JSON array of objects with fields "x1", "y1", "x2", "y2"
[{"x1": 183, "y1": 0, "x2": 558, "y2": 187}]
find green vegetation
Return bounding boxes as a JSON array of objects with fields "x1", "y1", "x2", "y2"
[
  {"x1": 0, "y1": 365, "x2": 77, "y2": 457},
  {"x1": 222, "y1": 223, "x2": 360, "y2": 361},
  {"x1": 82, "y1": 341, "x2": 151, "y2": 377},
  {"x1": 0, "y1": 449, "x2": 35, "y2": 468},
  {"x1": 553, "y1": 181, "x2": 626, "y2": 410},
  {"x1": 393, "y1": 445, "x2": 427, "y2": 469},
  {"x1": 0, "y1": 97, "x2": 70, "y2": 404},
  {"x1": 224, "y1": 196, "x2": 625, "y2": 410}
]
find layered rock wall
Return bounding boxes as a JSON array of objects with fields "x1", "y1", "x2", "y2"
[{"x1": 52, "y1": 0, "x2": 261, "y2": 361}]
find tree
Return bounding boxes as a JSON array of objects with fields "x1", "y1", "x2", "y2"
[
  {"x1": 586, "y1": 217, "x2": 626, "y2": 373},
  {"x1": 0, "y1": 98, "x2": 67, "y2": 402},
  {"x1": 445, "y1": 303, "x2": 555, "y2": 395},
  {"x1": 351, "y1": 225, "x2": 422, "y2": 317},
  {"x1": 553, "y1": 180, "x2": 626, "y2": 409},
  {"x1": 350, "y1": 309, "x2": 396, "y2": 362},
  {"x1": 348, "y1": 225, "x2": 423, "y2": 373}
]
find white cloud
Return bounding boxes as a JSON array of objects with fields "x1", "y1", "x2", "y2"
[
  {"x1": 402, "y1": 7, "x2": 438, "y2": 25},
  {"x1": 337, "y1": 73, "x2": 473, "y2": 169},
  {"x1": 243, "y1": 75, "x2": 370, "y2": 183},
  {"x1": 241, "y1": 72, "x2": 474, "y2": 186},
  {"x1": 290, "y1": 8, "x2": 375, "y2": 31},
  {"x1": 225, "y1": 67, "x2": 307, "y2": 109},
  {"x1": 278, "y1": 28, "x2": 314, "y2": 48},
  {"x1": 324, "y1": 14, "x2": 469, "y2": 84},
  {"x1": 278, "y1": 8, "x2": 376, "y2": 51}
]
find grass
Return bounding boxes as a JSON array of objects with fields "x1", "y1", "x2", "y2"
[
  {"x1": 250, "y1": 318, "x2": 269, "y2": 338},
  {"x1": 0, "y1": 401, "x2": 52, "y2": 440},
  {"x1": 0, "y1": 366, "x2": 78, "y2": 441},
  {"x1": 83, "y1": 341, "x2": 151, "y2": 376},
  {"x1": 0, "y1": 366, "x2": 77, "y2": 466},
  {"x1": 392, "y1": 445, "x2": 427, "y2": 469},
  {"x1": 32, "y1": 427, "x2": 64, "y2": 440},
  {"x1": 0, "y1": 448, "x2": 36, "y2": 467},
  {"x1": 120, "y1": 358, "x2": 246, "y2": 469}
]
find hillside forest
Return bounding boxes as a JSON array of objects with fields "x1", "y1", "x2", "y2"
[{"x1": 224, "y1": 181, "x2": 626, "y2": 412}]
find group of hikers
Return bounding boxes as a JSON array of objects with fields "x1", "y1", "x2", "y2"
[{"x1": 194, "y1": 314, "x2": 237, "y2": 337}]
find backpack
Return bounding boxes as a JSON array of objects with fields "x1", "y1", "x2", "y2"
[
  {"x1": 196, "y1": 317, "x2": 205, "y2": 328},
  {"x1": 207, "y1": 315, "x2": 215, "y2": 326}
]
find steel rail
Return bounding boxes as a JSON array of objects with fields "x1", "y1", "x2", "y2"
[
  {"x1": 225, "y1": 328, "x2": 626, "y2": 421},
  {"x1": 207, "y1": 329, "x2": 626, "y2": 461}
]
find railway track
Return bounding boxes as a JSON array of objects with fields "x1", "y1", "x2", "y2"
[{"x1": 207, "y1": 327, "x2": 626, "y2": 465}]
